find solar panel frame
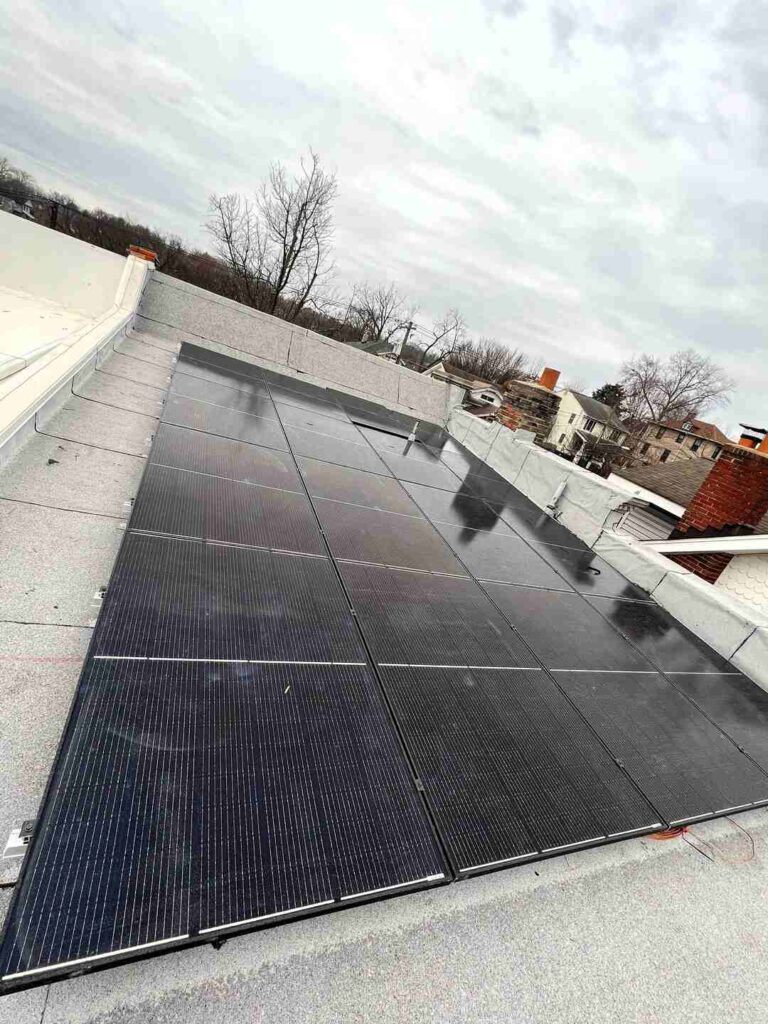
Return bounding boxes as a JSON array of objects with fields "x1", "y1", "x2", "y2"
[{"x1": 0, "y1": 661, "x2": 447, "y2": 989}]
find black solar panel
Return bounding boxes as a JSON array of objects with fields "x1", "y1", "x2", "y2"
[
  {"x1": 671, "y1": 673, "x2": 768, "y2": 771},
  {"x1": 275, "y1": 405, "x2": 366, "y2": 443},
  {"x1": 0, "y1": 661, "x2": 445, "y2": 985},
  {"x1": 94, "y1": 535, "x2": 365, "y2": 662},
  {"x1": 484, "y1": 584, "x2": 651, "y2": 671},
  {"x1": 380, "y1": 667, "x2": 660, "y2": 872},
  {"x1": 298, "y1": 458, "x2": 423, "y2": 516},
  {"x1": 401, "y1": 481, "x2": 515, "y2": 535},
  {"x1": 586, "y1": 596, "x2": 735, "y2": 673},
  {"x1": 269, "y1": 386, "x2": 349, "y2": 421},
  {"x1": 175, "y1": 358, "x2": 264, "y2": 389},
  {"x1": 534, "y1": 546, "x2": 649, "y2": 600},
  {"x1": 315, "y1": 500, "x2": 466, "y2": 574},
  {"x1": 151, "y1": 423, "x2": 301, "y2": 490},
  {"x1": 558, "y1": 671, "x2": 768, "y2": 824},
  {"x1": 340, "y1": 562, "x2": 533, "y2": 667},
  {"x1": 499, "y1": 505, "x2": 590, "y2": 549},
  {"x1": 162, "y1": 395, "x2": 287, "y2": 449},
  {"x1": 131, "y1": 465, "x2": 324, "y2": 554},
  {"x1": 170, "y1": 373, "x2": 276, "y2": 416},
  {"x1": 283, "y1": 426, "x2": 392, "y2": 475},
  {"x1": 433, "y1": 525, "x2": 573, "y2": 589},
  {"x1": 178, "y1": 342, "x2": 265, "y2": 379},
  {"x1": 379, "y1": 450, "x2": 463, "y2": 491}
]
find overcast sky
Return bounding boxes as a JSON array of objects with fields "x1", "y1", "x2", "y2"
[{"x1": 3, "y1": 0, "x2": 767, "y2": 432}]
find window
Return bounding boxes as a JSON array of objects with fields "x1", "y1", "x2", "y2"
[
  {"x1": 609, "y1": 428, "x2": 621, "y2": 441},
  {"x1": 691, "y1": 438, "x2": 702, "y2": 452},
  {"x1": 641, "y1": 443, "x2": 649, "y2": 454},
  {"x1": 659, "y1": 449, "x2": 670, "y2": 462},
  {"x1": 676, "y1": 432, "x2": 685, "y2": 443},
  {"x1": 568, "y1": 413, "x2": 576, "y2": 424},
  {"x1": 711, "y1": 446, "x2": 721, "y2": 460},
  {"x1": 584, "y1": 418, "x2": 597, "y2": 432},
  {"x1": 558, "y1": 433, "x2": 566, "y2": 444},
  {"x1": 656, "y1": 427, "x2": 665, "y2": 439}
]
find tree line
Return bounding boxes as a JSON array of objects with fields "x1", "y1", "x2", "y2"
[
  {"x1": 1, "y1": 151, "x2": 734, "y2": 451},
  {"x1": 1, "y1": 151, "x2": 522, "y2": 379}
]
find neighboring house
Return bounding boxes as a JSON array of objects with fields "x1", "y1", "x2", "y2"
[
  {"x1": 0, "y1": 194, "x2": 34, "y2": 220},
  {"x1": 635, "y1": 417, "x2": 729, "y2": 466},
  {"x1": 548, "y1": 390, "x2": 629, "y2": 467},
  {"x1": 608, "y1": 455, "x2": 768, "y2": 542}
]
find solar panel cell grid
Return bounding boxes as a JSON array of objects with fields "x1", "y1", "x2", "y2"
[
  {"x1": 339, "y1": 562, "x2": 533, "y2": 668},
  {"x1": 298, "y1": 458, "x2": 423, "y2": 517},
  {"x1": 0, "y1": 661, "x2": 445, "y2": 980},
  {"x1": 151, "y1": 423, "x2": 302, "y2": 489},
  {"x1": 162, "y1": 396, "x2": 287, "y2": 449},
  {"x1": 170, "y1": 373, "x2": 276, "y2": 416},
  {"x1": 558, "y1": 671, "x2": 768, "y2": 823},
  {"x1": 315, "y1": 500, "x2": 466, "y2": 575},
  {"x1": 93, "y1": 535, "x2": 365, "y2": 662},
  {"x1": 380, "y1": 667, "x2": 659, "y2": 871},
  {"x1": 130, "y1": 465, "x2": 324, "y2": 554}
]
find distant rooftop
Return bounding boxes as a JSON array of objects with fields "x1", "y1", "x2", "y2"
[{"x1": 568, "y1": 390, "x2": 628, "y2": 433}]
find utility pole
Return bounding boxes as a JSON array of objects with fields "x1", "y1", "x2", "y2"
[{"x1": 395, "y1": 321, "x2": 414, "y2": 365}]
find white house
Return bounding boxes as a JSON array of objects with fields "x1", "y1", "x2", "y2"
[{"x1": 548, "y1": 390, "x2": 629, "y2": 466}]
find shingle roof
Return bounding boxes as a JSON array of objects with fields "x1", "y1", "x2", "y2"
[
  {"x1": 658, "y1": 418, "x2": 731, "y2": 445},
  {"x1": 570, "y1": 391, "x2": 628, "y2": 432},
  {"x1": 617, "y1": 457, "x2": 768, "y2": 533},
  {"x1": 615, "y1": 459, "x2": 714, "y2": 508}
]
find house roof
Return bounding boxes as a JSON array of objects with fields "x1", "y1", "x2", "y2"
[
  {"x1": 656, "y1": 418, "x2": 731, "y2": 445},
  {"x1": 569, "y1": 391, "x2": 628, "y2": 432},
  {"x1": 616, "y1": 457, "x2": 768, "y2": 533},
  {"x1": 615, "y1": 459, "x2": 714, "y2": 508}
]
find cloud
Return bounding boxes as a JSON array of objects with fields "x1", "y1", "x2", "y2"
[{"x1": 3, "y1": 0, "x2": 768, "y2": 430}]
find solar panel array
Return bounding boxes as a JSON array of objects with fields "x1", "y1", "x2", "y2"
[{"x1": 4, "y1": 339, "x2": 768, "y2": 991}]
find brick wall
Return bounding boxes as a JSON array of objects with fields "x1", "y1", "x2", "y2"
[
  {"x1": 667, "y1": 445, "x2": 768, "y2": 582},
  {"x1": 497, "y1": 380, "x2": 560, "y2": 442}
]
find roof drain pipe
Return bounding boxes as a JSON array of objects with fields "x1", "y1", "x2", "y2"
[{"x1": 546, "y1": 479, "x2": 567, "y2": 520}]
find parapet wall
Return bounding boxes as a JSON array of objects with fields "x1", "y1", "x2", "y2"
[
  {"x1": 448, "y1": 408, "x2": 768, "y2": 690},
  {"x1": 137, "y1": 274, "x2": 463, "y2": 424},
  {"x1": 0, "y1": 211, "x2": 128, "y2": 317}
]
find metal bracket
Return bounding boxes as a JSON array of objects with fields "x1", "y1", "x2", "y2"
[{"x1": 3, "y1": 820, "x2": 35, "y2": 862}]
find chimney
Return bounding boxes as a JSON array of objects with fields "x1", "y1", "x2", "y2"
[
  {"x1": 738, "y1": 423, "x2": 766, "y2": 449},
  {"x1": 666, "y1": 443, "x2": 768, "y2": 583},
  {"x1": 538, "y1": 367, "x2": 560, "y2": 391}
]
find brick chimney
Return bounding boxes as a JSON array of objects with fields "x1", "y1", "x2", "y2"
[
  {"x1": 667, "y1": 443, "x2": 768, "y2": 583},
  {"x1": 538, "y1": 367, "x2": 560, "y2": 391}
]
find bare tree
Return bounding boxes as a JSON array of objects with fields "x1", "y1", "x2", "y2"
[
  {"x1": 449, "y1": 337, "x2": 532, "y2": 384},
  {"x1": 620, "y1": 349, "x2": 734, "y2": 426},
  {"x1": 417, "y1": 308, "x2": 468, "y2": 368},
  {"x1": 207, "y1": 193, "x2": 265, "y2": 306},
  {"x1": 207, "y1": 149, "x2": 337, "y2": 320},
  {"x1": 349, "y1": 283, "x2": 414, "y2": 349},
  {"x1": 0, "y1": 156, "x2": 36, "y2": 191}
]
